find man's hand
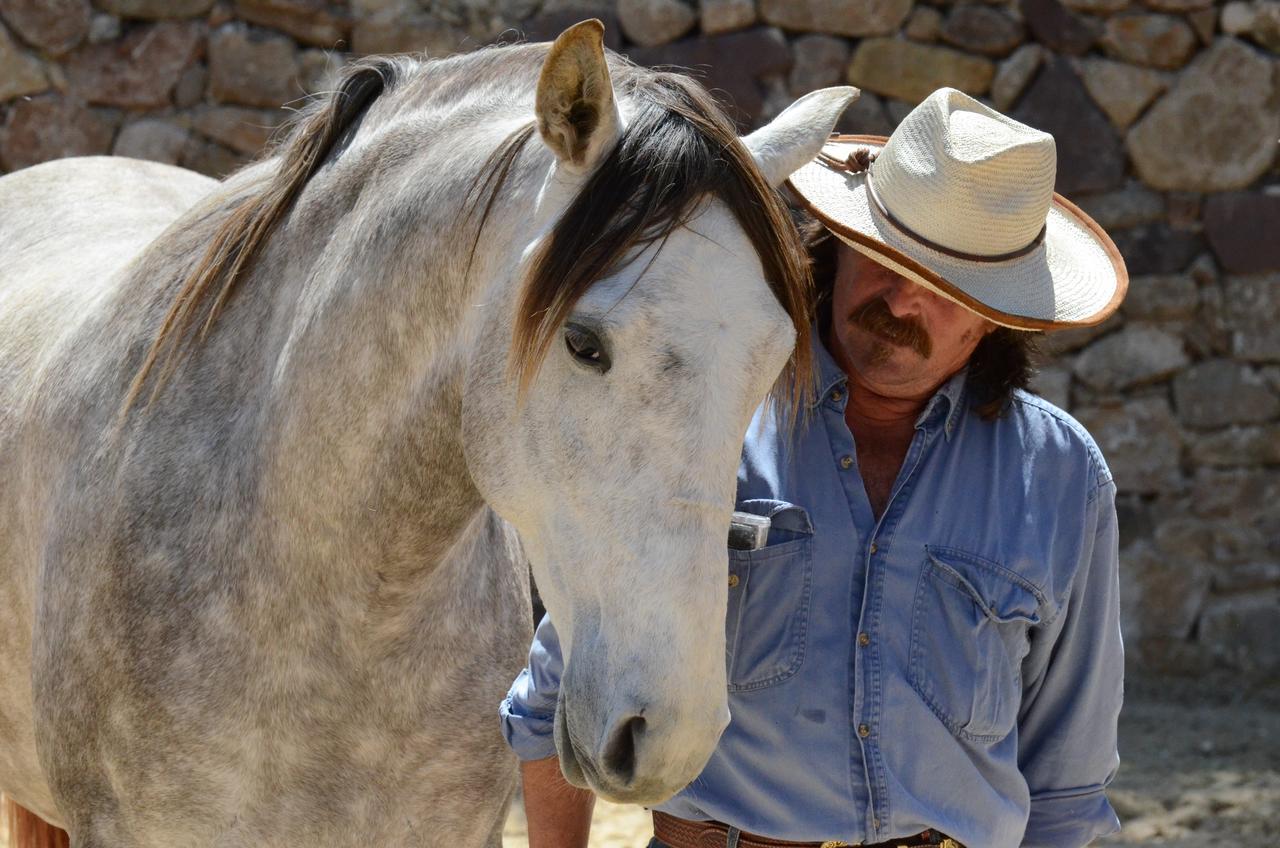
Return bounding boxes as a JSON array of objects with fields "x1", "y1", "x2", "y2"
[{"x1": 521, "y1": 756, "x2": 596, "y2": 848}]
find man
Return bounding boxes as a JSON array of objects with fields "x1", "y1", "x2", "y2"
[{"x1": 501, "y1": 88, "x2": 1127, "y2": 848}]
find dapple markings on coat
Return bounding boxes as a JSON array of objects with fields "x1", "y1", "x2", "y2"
[{"x1": 0, "y1": 20, "x2": 855, "y2": 847}]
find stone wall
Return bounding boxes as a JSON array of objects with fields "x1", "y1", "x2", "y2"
[{"x1": 1, "y1": 0, "x2": 1277, "y2": 677}]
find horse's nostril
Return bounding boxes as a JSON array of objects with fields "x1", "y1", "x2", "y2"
[{"x1": 601, "y1": 715, "x2": 646, "y2": 784}]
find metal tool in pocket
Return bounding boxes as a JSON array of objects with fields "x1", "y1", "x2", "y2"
[{"x1": 727, "y1": 511, "x2": 771, "y2": 551}]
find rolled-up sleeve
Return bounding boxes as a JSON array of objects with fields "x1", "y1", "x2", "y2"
[
  {"x1": 1017, "y1": 479, "x2": 1124, "y2": 848},
  {"x1": 499, "y1": 613, "x2": 564, "y2": 762}
]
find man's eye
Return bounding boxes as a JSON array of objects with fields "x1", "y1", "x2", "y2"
[{"x1": 564, "y1": 325, "x2": 610, "y2": 373}]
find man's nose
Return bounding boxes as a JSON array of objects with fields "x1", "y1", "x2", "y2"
[{"x1": 881, "y1": 276, "x2": 929, "y2": 318}]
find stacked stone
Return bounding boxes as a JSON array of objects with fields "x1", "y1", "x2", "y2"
[
  {"x1": 0, "y1": 0, "x2": 1277, "y2": 677},
  {"x1": 0, "y1": 0, "x2": 350, "y2": 175}
]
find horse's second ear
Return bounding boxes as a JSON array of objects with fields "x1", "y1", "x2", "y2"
[
  {"x1": 743, "y1": 87, "x2": 861, "y2": 187},
  {"x1": 535, "y1": 19, "x2": 622, "y2": 173}
]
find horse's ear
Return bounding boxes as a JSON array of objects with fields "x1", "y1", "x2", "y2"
[
  {"x1": 743, "y1": 87, "x2": 861, "y2": 187},
  {"x1": 535, "y1": 19, "x2": 622, "y2": 173}
]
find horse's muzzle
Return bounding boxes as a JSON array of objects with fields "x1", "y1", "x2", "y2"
[{"x1": 555, "y1": 693, "x2": 680, "y2": 804}]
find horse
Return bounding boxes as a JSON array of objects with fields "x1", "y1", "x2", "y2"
[{"x1": 0, "y1": 20, "x2": 854, "y2": 847}]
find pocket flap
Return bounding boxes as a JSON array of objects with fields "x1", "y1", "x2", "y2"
[{"x1": 924, "y1": 546, "x2": 1044, "y2": 625}]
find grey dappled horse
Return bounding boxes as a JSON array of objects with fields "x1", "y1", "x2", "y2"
[{"x1": 0, "y1": 21, "x2": 854, "y2": 847}]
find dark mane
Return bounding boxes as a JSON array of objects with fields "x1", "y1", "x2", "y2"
[
  {"x1": 128, "y1": 45, "x2": 814, "y2": 414},
  {"x1": 503, "y1": 59, "x2": 813, "y2": 410},
  {"x1": 126, "y1": 54, "x2": 417, "y2": 411}
]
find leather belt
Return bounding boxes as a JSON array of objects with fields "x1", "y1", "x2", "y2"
[{"x1": 653, "y1": 811, "x2": 963, "y2": 848}]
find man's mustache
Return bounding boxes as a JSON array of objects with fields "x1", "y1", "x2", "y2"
[{"x1": 849, "y1": 297, "x2": 932, "y2": 359}]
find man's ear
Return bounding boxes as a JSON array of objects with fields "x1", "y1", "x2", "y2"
[{"x1": 535, "y1": 19, "x2": 623, "y2": 174}]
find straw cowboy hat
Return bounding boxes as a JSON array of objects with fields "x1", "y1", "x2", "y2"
[{"x1": 786, "y1": 87, "x2": 1127, "y2": 330}]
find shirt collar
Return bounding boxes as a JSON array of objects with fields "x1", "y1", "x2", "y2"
[
  {"x1": 808, "y1": 325, "x2": 969, "y2": 442},
  {"x1": 916, "y1": 368, "x2": 968, "y2": 441},
  {"x1": 810, "y1": 328, "x2": 849, "y2": 407}
]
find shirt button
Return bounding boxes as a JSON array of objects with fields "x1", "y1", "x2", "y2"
[
  {"x1": 857, "y1": 723, "x2": 871, "y2": 738},
  {"x1": 869, "y1": 542, "x2": 878, "y2": 554},
  {"x1": 831, "y1": 390, "x2": 843, "y2": 402},
  {"x1": 839, "y1": 455, "x2": 853, "y2": 470},
  {"x1": 858, "y1": 632, "x2": 871, "y2": 647},
  {"x1": 728, "y1": 574, "x2": 739, "y2": 588}
]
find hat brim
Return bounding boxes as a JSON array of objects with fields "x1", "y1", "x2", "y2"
[{"x1": 786, "y1": 135, "x2": 1128, "y2": 331}]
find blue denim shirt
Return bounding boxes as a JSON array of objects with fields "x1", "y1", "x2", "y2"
[{"x1": 501, "y1": 334, "x2": 1123, "y2": 848}]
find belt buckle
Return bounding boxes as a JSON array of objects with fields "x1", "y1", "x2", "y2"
[{"x1": 820, "y1": 842, "x2": 854, "y2": 848}]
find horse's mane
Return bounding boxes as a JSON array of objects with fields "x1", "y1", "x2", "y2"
[
  {"x1": 125, "y1": 53, "x2": 418, "y2": 411},
  {"x1": 127, "y1": 44, "x2": 813, "y2": 414}
]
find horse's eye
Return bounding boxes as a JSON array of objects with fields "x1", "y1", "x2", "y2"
[{"x1": 564, "y1": 324, "x2": 610, "y2": 373}]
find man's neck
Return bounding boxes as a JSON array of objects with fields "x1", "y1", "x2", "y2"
[
  {"x1": 841, "y1": 375, "x2": 931, "y2": 520},
  {"x1": 843, "y1": 374, "x2": 931, "y2": 435},
  {"x1": 823, "y1": 322, "x2": 937, "y2": 434},
  {"x1": 823, "y1": 327, "x2": 957, "y2": 519}
]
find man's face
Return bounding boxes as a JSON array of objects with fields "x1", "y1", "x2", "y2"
[{"x1": 827, "y1": 244, "x2": 996, "y2": 399}]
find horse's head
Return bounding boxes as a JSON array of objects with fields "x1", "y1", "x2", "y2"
[{"x1": 464, "y1": 21, "x2": 856, "y2": 803}]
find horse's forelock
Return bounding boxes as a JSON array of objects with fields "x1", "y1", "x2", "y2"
[
  {"x1": 507, "y1": 66, "x2": 815, "y2": 415},
  {"x1": 125, "y1": 54, "x2": 415, "y2": 413}
]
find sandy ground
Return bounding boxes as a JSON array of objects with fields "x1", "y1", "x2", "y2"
[
  {"x1": 3, "y1": 677, "x2": 1273, "y2": 848},
  {"x1": 504, "y1": 676, "x2": 1280, "y2": 847}
]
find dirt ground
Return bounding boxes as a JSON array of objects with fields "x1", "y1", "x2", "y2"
[
  {"x1": 504, "y1": 675, "x2": 1280, "y2": 847},
  {"x1": 3, "y1": 676, "x2": 1273, "y2": 848}
]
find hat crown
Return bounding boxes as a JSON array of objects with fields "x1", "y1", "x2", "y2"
[{"x1": 872, "y1": 88, "x2": 1056, "y2": 258}]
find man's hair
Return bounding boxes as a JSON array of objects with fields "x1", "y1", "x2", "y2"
[{"x1": 796, "y1": 210, "x2": 1039, "y2": 422}]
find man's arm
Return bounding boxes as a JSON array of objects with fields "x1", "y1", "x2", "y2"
[
  {"x1": 1017, "y1": 479, "x2": 1124, "y2": 848},
  {"x1": 521, "y1": 756, "x2": 596, "y2": 848},
  {"x1": 500, "y1": 615, "x2": 598, "y2": 847}
]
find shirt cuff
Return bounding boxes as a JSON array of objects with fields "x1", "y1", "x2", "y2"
[
  {"x1": 499, "y1": 668, "x2": 559, "y2": 762},
  {"x1": 1022, "y1": 788, "x2": 1120, "y2": 848}
]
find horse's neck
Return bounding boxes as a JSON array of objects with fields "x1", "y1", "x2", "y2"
[{"x1": 136, "y1": 122, "x2": 547, "y2": 591}]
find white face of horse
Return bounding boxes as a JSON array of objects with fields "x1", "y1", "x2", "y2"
[
  {"x1": 500, "y1": 208, "x2": 793, "y2": 799},
  {"x1": 465, "y1": 22, "x2": 857, "y2": 803}
]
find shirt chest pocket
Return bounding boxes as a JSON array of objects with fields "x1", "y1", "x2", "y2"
[
  {"x1": 725, "y1": 500, "x2": 814, "y2": 692},
  {"x1": 908, "y1": 546, "x2": 1045, "y2": 742}
]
